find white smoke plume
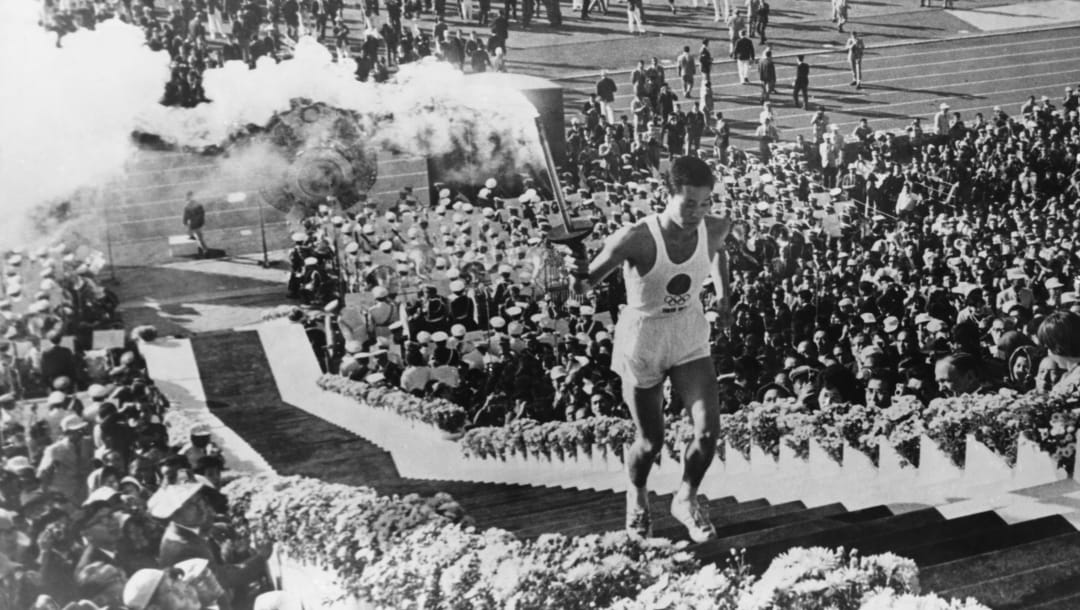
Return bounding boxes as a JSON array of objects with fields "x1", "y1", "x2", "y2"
[
  {"x1": 139, "y1": 39, "x2": 544, "y2": 180},
  {"x1": 0, "y1": 2, "x2": 170, "y2": 247}
]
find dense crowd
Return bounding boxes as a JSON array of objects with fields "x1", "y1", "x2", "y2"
[
  {"x1": 0, "y1": 243, "x2": 281, "y2": 609},
  {"x1": 288, "y1": 80, "x2": 1080, "y2": 426},
  {"x1": 1, "y1": 246, "x2": 125, "y2": 401},
  {"x1": 0, "y1": 323, "x2": 279, "y2": 610}
]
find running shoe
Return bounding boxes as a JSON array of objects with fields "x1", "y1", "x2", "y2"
[
  {"x1": 626, "y1": 499, "x2": 653, "y2": 538},
  {"x1": 670, "y1": 495, "x2": 717, "y2": 543}
]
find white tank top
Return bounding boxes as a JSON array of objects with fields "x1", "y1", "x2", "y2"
[{"x1": 623, "y1": 215, "x2": 711, "y2": 317}]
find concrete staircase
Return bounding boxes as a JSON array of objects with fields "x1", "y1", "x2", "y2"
[{"x1": 139, "y1": 327, "x2": 1080, "y2": 608}]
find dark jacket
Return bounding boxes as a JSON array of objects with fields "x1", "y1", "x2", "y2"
[
  {"x1": 40, "y1": 344, "x2": 78, "y2": 387},
  {"x1": 795, "y1": 61, "x2": 810, "y2": 85},
  {"x1": 733, "y1": 37, "x2": 755, "y2": 61},
  {"x1": 596, "y1": 77, "x2": 616, "y2": 102},
  {"x1": 758, "y1": 57, "x2": 776, "y2": 83}
]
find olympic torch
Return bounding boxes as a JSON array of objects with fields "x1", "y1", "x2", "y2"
[{"x1": 534, "y1": 117, "x2": 593, "y2": 279}]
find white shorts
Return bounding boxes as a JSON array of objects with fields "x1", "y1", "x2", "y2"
[{"x1": 611, "y1": 308, "x2": 711, "y2": 389}]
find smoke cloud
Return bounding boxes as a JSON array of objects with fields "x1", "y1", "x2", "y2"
[
  {"x1": 2, "y1": 1, "x2": 543, "y2": 249},
  {"x1": 0, "y1": 2, "x2": 170, "y2": 248},
  {"x1": 139, "y1": 39, "x2": 543, "y2": 183}
]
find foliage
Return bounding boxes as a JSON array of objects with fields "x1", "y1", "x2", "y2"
[
  {"x1": 877, "y1": 396, "x2": 924, "y2": 468},
  {"x1": 461, "y1": 416, "x2": 636, "y2": 462},
  {"x1": 745, "y1": 401, "x2": 786, "y2": 462},
  {"x1": 719, "y1": 408, "x2": 752, "y2": 461},
  {"x1": 225, "y1": 473, "x2": 986, "y2": 610},
  {"x1": 318, "y1": 374, "x2": 465, "y2": 429},
  {"x1": 223, "y1": 474, "x2": 470, "y2": 599},
  {"x1": 739, "y1": 547, "x2": 919, "y2": 610}
]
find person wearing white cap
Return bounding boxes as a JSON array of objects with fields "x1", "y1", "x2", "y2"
[
  {"x1": 429, "y1": 329, "x2": 461, "y2": 388},
  {"x1": 564, "y1": 156, "x2": 730, "y2": 543},
  {"x1": 123, "y1": 567, "x2": 203, "y2": 610},
  {"x1": 488, "y1": 315, "x2": 507, "y2": 338},
  {"x1": 367, "y1": 285, "x2": 397, "y2": 342},
  {"x1": 37, "y1": 413, "x2": 93, "y2": 504},
  {"x1": 447, "y1": 279, "x2": 472, "y2": 335},
  {"x1": 174, "y1": 557, "x2": 228, "y2": 608},
  {"x1": 154, "y1": 481, "x2": 273, "y2": 599},
  {"x1": 574, "y1": 305, "x2": 606, "y2": 339}
]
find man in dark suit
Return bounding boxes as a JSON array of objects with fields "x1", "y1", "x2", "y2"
[
  {"x1": 152, "y1": 482, "x2": 271, "y2": 602},
  {"x1": 75, "y1": 489, "x2": 133, "y2": 575},
  {"x1": 757, "y1": 48, "x2": 776, "y2": 103},
  {"x1": 793, "y1": 54, "x2": 810, "y2": 109},
  {"x1": 39, "y1": 331, "x2": 78, "y2": 389},
  {"x1": 182, "y1": 191, "x2": 209, "y2": 256},
  {"x1": 490, "y1": 10, "x2": 508, "y2": 54}
]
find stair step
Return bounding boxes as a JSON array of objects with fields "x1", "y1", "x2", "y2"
[
  {"x1": 697, "y1": 505, "x2": 892, "y2": 564},
  {"x1": 500, "y1": 493, "x2": 722, "y2": 532},
  {"x1": 508, "y1": 494, "x2": 739, "y2": 534},
  {"x1": 936, "y1": 549, "x2": 1080, "y2": 609},
  {"x1": 1027, "y1": 590, "x2": 1080, "y2": 610},
  {"x1": 540, "y1": 497, "x2": 775, "y2": 540},
  {"x1": 463, "y1": 489, "x2": 620, "y2": 520},
  {"x1": 521, "y1": 493, "x2": 676, "y2": 537},
  {"x1": 901, "y1": 515, "x2": 1075, "y2": 568},
  {"x1": 495, "y1": 494, "x2": 625, "y2": 530},
  {"x1": 709, "y1": 502, "x2": 849, "y2": 540},
  {"x1": 650, "y1": 499, "x2": 807, "y2": 540},
  {"x1": 834, "y1": 511, "x2": 1008, "y2": 559},
  {"x1": 741, "y1": 508, "x2": 945, "y2": 572},
  {"x1": 922, "y1": 532, "x2": 1080, "y2": 607}
]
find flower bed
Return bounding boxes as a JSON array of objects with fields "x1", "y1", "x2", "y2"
[
  {"x1": 225, "y1": 471, "x2": 988, "y2": 610},
  {"x1": 924, "y1": 389, "x2": 1080, "y2": 472},
  {"x1": 457, "y1": 387, "x2": 1079, "y2": 481},
  {"x1": 317, "y1": 374, "x2": 468, "y2": 431},
  {"x1": 461, "y1": 416, "x2": 635, "y2": 461},
  {"x1": 315, "y1": 355, "x2": 1080, "y2": 492}
]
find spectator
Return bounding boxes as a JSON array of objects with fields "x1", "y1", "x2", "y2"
[
  {"x1": 37, "y1": 415, "x2": 93, "y2": 505},
  {"x1": 1037, "y1": 312, "x2": 1080, "y2": 393},
  {"x1": 181, "y1": 192, "x2": 209, "y2": 258},
  {"x1": 757, "y1": 48, "x2": 776, "y2": 103},
  {"x1": 792, "y1": 54, "x2": 810, "y2": 109},
  {"x1": 151, "y1": 481, "x2": 272, "y2": 601},
  {"x1": 845, "y1": 31, "x2": 864, "y2": 88},
  {"x1": 732, "y1": 29, "x2": 755, "y2": 85}
]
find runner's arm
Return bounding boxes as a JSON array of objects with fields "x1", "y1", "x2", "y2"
[{"x1": 573, "y1": 224, "x2": 638, "y2": 292}]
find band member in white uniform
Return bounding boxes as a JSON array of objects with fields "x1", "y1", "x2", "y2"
[{"x1": 570, "y1": 156, "x2": 732, "y2": 541}]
